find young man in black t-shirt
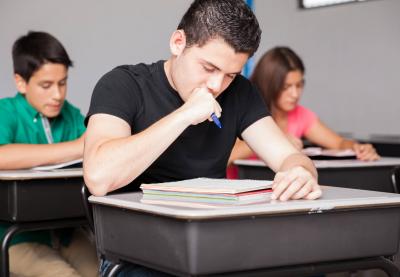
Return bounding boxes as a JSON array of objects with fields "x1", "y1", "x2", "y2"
[
  {"x1": 85, "y1": 0, "x2": 321, "y2": 202},
  {"x1": 85, "y1": 0, "x2": 321, "y2": 275}
]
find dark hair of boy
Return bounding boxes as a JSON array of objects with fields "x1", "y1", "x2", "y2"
[
  {"x1": 251, "y1": 46, "x2": 305, "y2": 110},
  {"x1": 12, "y1": 31, "x2": 73, "y2": 82},
  {"x1": 177, "y1": 0, "x2": 261, "y2": 57}
]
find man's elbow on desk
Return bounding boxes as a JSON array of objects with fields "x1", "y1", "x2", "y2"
[
  {"x1": 84, "y1": 178, "x2": 109, "y2": 197},
  {"x1": 84, "y1": 168, "x2": 114, "y2": 196},
  {"x1": 83, "y1": 162, "x2": 138, "y2": 196}
]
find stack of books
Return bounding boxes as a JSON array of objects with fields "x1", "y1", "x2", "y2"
[{"x1": 140, "y1": 178, "x2": 273, "y2": 208}]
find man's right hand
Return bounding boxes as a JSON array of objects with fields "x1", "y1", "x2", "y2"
[{"x1": 178, "y1": 87, "x2": 222, "y2": 126}]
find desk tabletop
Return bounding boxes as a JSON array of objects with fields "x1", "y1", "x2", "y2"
[
  {"x1": 234, "y1": 157, "x2": 400, "y2": 169},
  {"x1": 365, "y1": 135, "x2": 400, "y2": 144},
  {"x1": 89, "y1": 186, "x2": 400, "y2": 220},
  {"x1": 0, "y1": 168, "x2": 83, "y2": 180}
]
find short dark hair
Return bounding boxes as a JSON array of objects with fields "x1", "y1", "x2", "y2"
[
  {"x1": 12, "y1": 31, "x2": 73, "y2": 82},
  {"x1": 178, "y1": 0, "x2": 261, "y2": 57},
  {"x1": 251, "y1": 46, "x2": 305, "y2": 110}
]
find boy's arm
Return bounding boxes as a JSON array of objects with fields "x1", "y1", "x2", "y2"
[
  {"x1": 84, "y1": 87, "x2": 220, "y2": 196},
  {"x1": 242, "y1": 116, "x2": 321, "y2": 201},
  {"x1": 0, "y1": 135, "x2": 84, "y2": 170}
]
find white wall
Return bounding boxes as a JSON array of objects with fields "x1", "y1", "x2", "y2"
[
  {"x1": 0, "y1": 0, "x2": 399, "y2": 137},
  {"x1": 0, "y1": 0, "x2": 189, "y2": 117}
]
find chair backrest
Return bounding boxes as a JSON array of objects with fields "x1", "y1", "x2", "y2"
[
  {"x1": 81, "y1": 182, "x2": 94, "y2": 232},
  {"x1": 391, "y1": 166, "x2": 400, "y2": 194}
]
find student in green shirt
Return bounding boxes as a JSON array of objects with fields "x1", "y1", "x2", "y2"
[{"x1": 0, "y1": 31, "x2": 98, "y2": 277}]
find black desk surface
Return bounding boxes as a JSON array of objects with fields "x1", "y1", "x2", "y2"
[
  {"x1": 359, "y1": 135, "x2": 400, "y2": 157},
  {"x1": 235, "y1": 157, "x2": 400, "y2": 193}
]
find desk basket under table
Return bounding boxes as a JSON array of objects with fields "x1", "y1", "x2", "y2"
[{"x1": 0, "y1": 169, "x2": 85, "y2": 222}]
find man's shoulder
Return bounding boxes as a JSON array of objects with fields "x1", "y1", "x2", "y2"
[
  {"x1": 96, "y1": 61, "x2": 162, "y2": 91},
  {"x1": 231, "y1": 74, "x2": 253, "y2": 90},
  {"x1": 111, "y1": 61, "x2": 162, "y2": 79}
]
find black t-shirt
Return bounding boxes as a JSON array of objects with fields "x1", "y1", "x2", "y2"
[{"x1": 86, "y1": 60, "x2": 269, "y2": 189}]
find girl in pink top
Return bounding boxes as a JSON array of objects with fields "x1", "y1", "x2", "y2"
[
  {"x1": 227, "y1": 47, "x2": 379, "y2": 178},
  {"x1": 286, "y1": 105, "x2": 317, "y2": 139}
]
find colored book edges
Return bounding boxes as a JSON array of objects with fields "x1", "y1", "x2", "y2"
[
  {"x1": 140, "y1": 178, "x2": 273, "y2": 207},
  {"x1": 142, "y1": 189, "x2": 272, "y2": 204}
]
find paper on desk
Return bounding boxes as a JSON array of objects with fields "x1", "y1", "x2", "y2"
[
  {"x1": 30, "y1": 158, "x2": 83, "y2": 171},
  {"x1": 302, "y1": 147, "x2": 356, "y2": 157}
]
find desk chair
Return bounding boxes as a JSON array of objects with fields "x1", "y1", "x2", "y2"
[
  {"x1": 391, "y1": 166, "x2": 400, "y2": 193},
  {"x1": 81, "y1": 183, "x2": 94, "y2": 232},
  {"x1": 81, "y1": 182, "x2": 126, "y2": 277}
]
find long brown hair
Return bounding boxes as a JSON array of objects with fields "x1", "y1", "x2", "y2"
[{"x1": 250, "y1": 46, "x2": 305, "y2": 110}]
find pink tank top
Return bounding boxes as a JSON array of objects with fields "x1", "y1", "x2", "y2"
[{"x1": 286, "y1": 105, "x2": 317, "y2": 139}]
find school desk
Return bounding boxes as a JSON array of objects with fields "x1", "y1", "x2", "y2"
[
  {"x1": 234, "y1": 157, "x2": 400, "y2": 193},
  {"x1": 367, "y1": 135, "x2": 400, "y2": 158},
  {"x1": 89, "y1": 186, "x2": 400, "y2": 276},
  {"x1": 0, "y1": 168, "x2": 87, "y2": 277}
]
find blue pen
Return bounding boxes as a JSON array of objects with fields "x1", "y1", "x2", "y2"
[{"x1": 211, "y1": 113, "x2": 222, "y2": 129}]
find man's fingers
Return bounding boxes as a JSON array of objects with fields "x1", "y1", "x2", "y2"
[
  {"x1": 272, "y1": 166, "x2": 321, "y2": 201},
  {"x1": 272, "y1": 172, "x2": 285, "y2": 190},
  {"x1": 290, "y1": 180, "x2": 313, "y2": 200},
  {"x1": 305, "y1": 186, "x2": 322, "y2": 200},
  {"x1": 279, "y1": 178, "x2": 308, "y2": 201},
  {"x1": 271, "y1": 171, "x2": 297, "y2": 200}
]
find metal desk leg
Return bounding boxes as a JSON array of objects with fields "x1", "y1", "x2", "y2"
[
  {"x1": 1, "y1": 218, "x2": 87, "y2": 277},
  {"x1": 376, "y1": 256, "x2": 400, "y2": 277},
  {"x1": 1, "y1": 224, "x2": 20, "y2": 277},
  {"x1": 106, "y1": 263, "x2": 124, "y2": 277},
  {"x1": 206, "y1": 256, "x2": 400, "y2": 277},
  {"x1": 337, "y1": 256, "x2": 400, "y2": 277}
]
